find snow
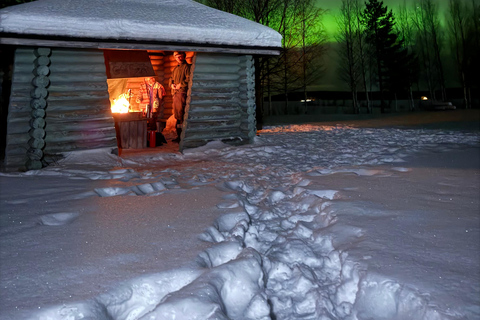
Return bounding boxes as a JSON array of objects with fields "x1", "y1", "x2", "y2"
[
  {"x1": 0, "y1": 0, "x2": 282, "y2": 49},
  {"x1": 1, "y1": 111, "x2": 479, "y2": 320}
]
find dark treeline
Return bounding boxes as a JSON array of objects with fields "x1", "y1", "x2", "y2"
[
  {"x1": 2, "y1": 0, "x2": 479, "y2": 118},
  {"x1": 199, "y1": 0, "x2": 480, "y2": 117},
  {"x1": 338, "y1": 0, "x2": 479, "y2": 113}
]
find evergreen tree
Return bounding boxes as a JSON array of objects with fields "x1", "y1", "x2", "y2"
[{"x1": 363, "y1": 0, "x2": 416, "y2": 112}]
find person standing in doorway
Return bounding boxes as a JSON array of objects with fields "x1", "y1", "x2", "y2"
[
  {"x1": 137, "y1": 76, "x2": 166, "y2": 132},
  {"x1": 169, "y1": 51, "x2": 191, "y2": 143}
]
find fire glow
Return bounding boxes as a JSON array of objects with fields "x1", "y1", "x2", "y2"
[{"x1": 111, "y1": 93, "x2": 130, "y2": 113}]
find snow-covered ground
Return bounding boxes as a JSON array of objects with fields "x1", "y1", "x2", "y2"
[{"x1": 1, "y1": 111, "x2": 479, "y2": 320}]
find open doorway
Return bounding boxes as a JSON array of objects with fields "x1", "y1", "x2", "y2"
[
  {"x1": 0, "y1": 46, "x2": 14, "y2": 166},
  {"x1": 104, "y1": 50, "x2": 194, "y2": 153}
]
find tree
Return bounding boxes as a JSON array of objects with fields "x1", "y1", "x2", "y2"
[
  {"x1": 283, "y1": 0, "x2": 326, "y2": 114},
  {"x1": 448, "y1": 0, "x2": 470, "y2": 108},
  {"x1": 448, "y1": 0, "x2": 480, "y2": 108},
  {"x1": 411, "y1": 0, "x2": 446, "y2": 101},
  {"x1": 363, "y1": 0, "x2": 415, "y2": 113},
  {"x1": 337, "y1": 0, "x2": 361, "y2": 114},
  {"x1": 397, "y1": 0, "x2": 418, "y2": 111}
]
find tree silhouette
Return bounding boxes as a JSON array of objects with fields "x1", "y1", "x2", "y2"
[
  {"x1": 411, "y1": 0, "x2": 446, "y2": 102},
  {"x1": 363, "y1": 0, "x2": 416, "y2": 113},
  {"x1": 337, "y1": 0, "x2": 374, "y2": 114}
]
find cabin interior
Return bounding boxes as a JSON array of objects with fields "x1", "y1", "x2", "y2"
[{"x1": 104, "y1": 50, "x2": 195, "y2": 151}]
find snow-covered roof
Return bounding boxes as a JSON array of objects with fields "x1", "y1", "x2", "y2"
[{"x1": 0, "y1": 0, "x2": 282, "y2": 54}]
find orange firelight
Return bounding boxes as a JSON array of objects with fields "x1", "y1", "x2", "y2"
[{"x1": 111, "y1": 93, "x2": 131, "y2": 113}]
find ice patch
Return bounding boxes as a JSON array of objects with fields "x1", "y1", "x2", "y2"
[{"x1": 38, "y1": 212, "x2": 80, "y2": 226}]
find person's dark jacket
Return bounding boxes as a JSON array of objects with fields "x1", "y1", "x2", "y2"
[{"x1": 169, "y1": 61, "x2": 191, "y2": 95}]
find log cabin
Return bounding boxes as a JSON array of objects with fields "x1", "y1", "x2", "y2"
[{"x1": 0, "y1": 0, "x2": 282, "y2": 171}]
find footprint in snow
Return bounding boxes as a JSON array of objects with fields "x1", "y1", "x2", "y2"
[{"x1": 38, "y1": 212, "x2": 80, "y2": 226}]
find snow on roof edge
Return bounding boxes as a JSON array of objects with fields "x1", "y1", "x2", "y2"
[{"x1": 0, "y1": 0, "x2": 283, "y2": 50}]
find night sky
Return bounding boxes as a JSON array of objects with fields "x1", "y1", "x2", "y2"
[{"x1": 316, "y1": 0, "x2": 449, "y2": 40}]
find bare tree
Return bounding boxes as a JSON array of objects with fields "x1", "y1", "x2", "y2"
[
  {"x1": 448, "y1": 0, "x2": 471, "y2": 108},
  {"x1": 397, "y1": 0, "x2": 417, "y2": 111},
  {"x1": 411, "y1": 0, "x2": 446, "y2": 101},
  {"x1": 288, "y1": 0, "x2": 327, "y2": 114},
  {"x1": 337, "y1": 0, "x2": 361, "y2": 114}
]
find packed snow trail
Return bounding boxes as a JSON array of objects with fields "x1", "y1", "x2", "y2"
[{"x1": 2, "y1": 125, "x2": 478, "y2": 320}]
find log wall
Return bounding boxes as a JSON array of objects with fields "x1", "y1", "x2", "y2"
[
  {"x1": 148, "y1": 51, "x2": 173, "y2": 121},
  {"x1": 181, "y1": 53, "x2": 256, "y2": 150},
  {"x1": 4, "y1": 47, "x2": 117, "y2": 171},
  {"x1": 4, "y1": 48, "x2": 256, "y2": 169}
]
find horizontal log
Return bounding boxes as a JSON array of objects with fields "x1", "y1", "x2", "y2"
[
  {"x1": 195, "y1": 55, "x2": 241, "y2": 65},
  {"x1": 32, "y1": 76, "x2": 50, "y2": 88},
  {"x1": 48, "y1": 82, "x2": 108, "y2": 92},
  {"x1": 25, "y1": 159, "x2": 43, "y2": 170},
  {"x1": 34, "y1": 48, "x2": 52, "y2": 57},
  {"x1": 190, "y1": 97, "x2": 241, "y2": 105},
  {"x1": 187, "y1": 121, "x2": 241, "y2": 130},
  {"x1": 34, "y1": 56, "x2": 50, "y2": 66},
  {"x1": 48, "y1": 72, "x2": 107, "y2": 82},
  {"x1": 50, "y1": 50, "x2": 106, "y2": 63},
  {"x1": 44, "y1": 127, "x2": 117, "y2": 144},
  {"x1": 45, "y1": 100, "x2": 110, "y2": 111},
  {"x1": 45, "y1": 119, "x2": 115, "y2": 132},
  {"x1": 11, "y1": 73, "x2": 35, "y2": 83},
  {"x1": 43, "y1": 137, "x2": 118, "y2": 154},
  {"x1": 46, "y1": 107, "x2": 113, "y2": 119},
  {"x1": 190, "y1": 92, "x2": 241, "y2": 100},
  {"x1": 30, "y1": 87, "x2": 48, "y2": 99},
  {"x1": 191, "y1": 80, "x2": 240, "y2": 89},
  {"x1": 191, "y1": 87, "x2": 241, "y2": 94},
  {"x1": 13, "y1": 51, "x2": 35, "y2": 63},
  {"x1": 187, "y1": 112, "x2": 241, "y2": 121},
  {"x1": 49, "y1": 63, "x2": 107, "y2": 73},
  {"x1": 47, "y1": 90, "x2": 109, "y2": 100},
  {"x1": 8, "y1": 102, "x2": 31, "y2": 114},
  {"x1": 5, "y1": 136, "x2": 29, "y2": 152},
  {"x1": 193, "y1": 64, "x2": 241, "y2": 74},
  {"x1": 6, "y1": 118, "x2": 30, "y2": 134},
  {"x1": 31, "y1": 98, "x2": 47, "y2": 110},
  {"x1": 31, "y1": 109, "x2": 46, "y2": 118},
  {"x1": 4, "y1": 153, "x2": 28, "y2": 170},
  {"x1": 188, "y1": 104, "x2": 240, "y2": 112},
  {"x1": 29, "y1": 138, "x2": 46, "y2": 149},
  {"x1": 185, "y1": 125, "x2": 243, "y2": 135},
  {"x1": 192, "y1": 73, "x2": 240, "y2": 81},
  {"x1": 34, "y1": 65, "x2": 50, "y2": 76},
  {"x1": 30, "y1": 117, "x2": 46, "y2": 129},
  {"x1": 29, "y1": 128, "x2": 45, "y2": 139},
  {"x1": 27, "y1": 148, "x2": 43, "y2": 161}
]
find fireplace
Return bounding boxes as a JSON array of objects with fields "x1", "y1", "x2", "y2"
[{"x1": 104, "y1": 50, "x2": 157, "y2": 149}]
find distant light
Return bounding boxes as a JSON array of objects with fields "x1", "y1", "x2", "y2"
[
  {"x1": 300, "y1": 99, "x2": 313, "y2": 102},
  {"x1": 421, "y1": 96, "x2": 428, "y2": 100}
]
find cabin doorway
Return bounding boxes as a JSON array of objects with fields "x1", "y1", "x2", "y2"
[{"x1": 104, "y1": 49, "x2": 194, "y2": 153}]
